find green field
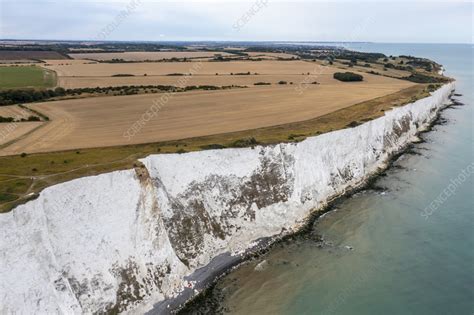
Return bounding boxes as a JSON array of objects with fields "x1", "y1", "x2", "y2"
[{"x1": 0, "y1": 66, "x2": 56, "y2": 89}]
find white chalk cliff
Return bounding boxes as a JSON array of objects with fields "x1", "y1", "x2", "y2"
[{"x1": 0, "y1": 83, "x2": 454, "y2": 314}]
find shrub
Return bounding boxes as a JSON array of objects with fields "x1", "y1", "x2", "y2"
[
  {"x1": 346, "y1": 121, "x2": 361, "y2": 128},
  {"x1": 200, "y1": 144, "x2": 226, "y2": 150},
  {"x1": 231, "y1": 137, "x2": 258, "y2": 148},
  {"x1": 403, "y1": 73, "x2": 448, "y2": 84},
  {"x1": 54, "y1": 87, "x2": 66, "y2": 96},
  {"x1": 278, "y1": 81, "x2": 288, "y2": 85},
  {"x1": 254, "y1": 82, "x2": 271, "y2": 85},
  {"x1": 333, "y1": 72, "x2": 364, "y2": 82},
  {"x1": 0, "y1": 116, "x2": 14, "y2": 123}
]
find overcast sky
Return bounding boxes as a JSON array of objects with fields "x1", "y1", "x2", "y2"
[{"x1": 0, "y1": 0, "x2": 472, "y2": 43}]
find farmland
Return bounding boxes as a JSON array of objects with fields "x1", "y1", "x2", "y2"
[
  {"x1": 0, "y1": 121, "x2": 43, "y2": 146},
  {"x1": 0, "y1": 71, "x2": 414, "y2": 155},
  {"x1": 68, "y1": 51, "x2": 237, "y2": 61},
  {"x1": 0, "y1": 105, "x2": 33, "y2": 119},
  {"x1": 0, "y1": 41, "x2": 448, "y2": 211},
  {"x1": 0, "y1": 83, "x2": 433, "y2": 212},
  {"x1": 0, "y1": 65, "x2": 56, "y2": 89},
  {"x1": 246, "y1": 52, "x2": 298, "y2": 59},
  {"x1": 45, "y1": 59, "x2": 403, "y2": 89},
  {"x1": 0, "y1": 50, "x2": 67, "y2": 61}
]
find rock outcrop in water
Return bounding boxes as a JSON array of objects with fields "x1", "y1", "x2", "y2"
[{"x1": 0, "y1": 83, "x2": 454, "y2": 314}]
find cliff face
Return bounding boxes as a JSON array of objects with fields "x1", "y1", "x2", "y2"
[{"x1": 0, "y1": 83, "x2": 454, "y2": 314}]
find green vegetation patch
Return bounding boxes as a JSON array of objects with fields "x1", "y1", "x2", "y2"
[
  {"x1": 0, "y1": 66, "x2": 56, "y2": 89},
  {"x1": 333, "y1": 72, "x2": 364, "y2": 82}
]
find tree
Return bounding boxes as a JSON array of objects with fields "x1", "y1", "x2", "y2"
[{"x1": 333, "y1": 72, "x2": 364, "y2": 82}]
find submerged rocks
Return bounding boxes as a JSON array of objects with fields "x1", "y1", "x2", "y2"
[{"x1": 254, "y1": 260, "x2": 269, "y2": 271}]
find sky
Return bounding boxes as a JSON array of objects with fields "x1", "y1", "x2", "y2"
[{"x1": 0, "y1": 0, "x2": 472, "y2": 43}]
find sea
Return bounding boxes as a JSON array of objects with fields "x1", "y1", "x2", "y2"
[{"x1": 189, "y1": 43, "x2": 473, "y2": 315}]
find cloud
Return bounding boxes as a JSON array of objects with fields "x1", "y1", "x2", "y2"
[{"x1": 0, "y1": 0, "x2": 471, "y2": 43}]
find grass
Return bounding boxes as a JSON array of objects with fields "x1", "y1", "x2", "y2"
[
  {"x1": 0, "y1": 65, "x2": 56, "y2": 89},
  {"x1": 0, "y1": 83, "x2": 436, "y2": 213}
]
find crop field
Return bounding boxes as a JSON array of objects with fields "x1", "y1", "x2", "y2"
[
  {"x1": 0, "y1": 72, "x2": 414, "y2": 155},
  {"x1": 0, "y1": 105, "x2": 35, "y2": 119},
  {"x1": 68, "y1": 51, "x2": 237, "y2": 61},
  {"x1": 0, "y1": 42, "x2": 447, "y2": 212},
  {"x1": 46, "y1": 60, "x2": 327, "y2": 77},
  {"x1": 44, "y1": 59, "x2": 408, "y2": 89},
  {"x1": 0, "y1": 121, "x2": 43, "y2": 146},
  {"x1": 246, "y1": 52, "x2": 298, "y2": 59},
  {"x1": 0, "y1": 50, "x2": 67, "y2": 60},
  {"x1": 0, "y1": 65, "x2": 56, "y2": 88},
  {"x1": 0, "y1": 83, "x2": 431, "y2": 212}
]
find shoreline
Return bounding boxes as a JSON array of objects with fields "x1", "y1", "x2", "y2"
[
  {"x1": 0, "y1": 82, "x2": 455, "y2": 314},
  {"x1": 150, "y1": 86, "x2": 458, "y2": 315}
]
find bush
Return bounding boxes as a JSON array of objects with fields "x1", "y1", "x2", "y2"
[
  {"x1": 200, "y1": 144, "x2": 226, "y2": 150},
  {"x1": 333, "y1": 72, "x2": 364, "y2": 82},
  {"x1": 278, "y1": 81, "x2": 288, "y2": 85},
  {"x1": 231, "y1": 137, "x2": 258, "y2": 148},
  {"x1": 346, "y1": 121, "x2": 361, "y2": 128},
  {"x1": 0, "y1": 116, "x2": 14, "y2": 123},
  {"x1": 54, "y1": 87, "x2": 66, "y2": 96},
  {"x1": 254, "y1": 82, "x2": 271, "y2": 85},
  {"x1": 403, "y1": 73, "x2": 448, "y2": 84}
]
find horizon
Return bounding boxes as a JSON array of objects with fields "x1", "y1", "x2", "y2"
[
  {"x1": 1, "y1": 0, "x2": 472, "y2": 44},
  {"x1": 0, "y1": 39, "x2": 471, "y2": 45}
]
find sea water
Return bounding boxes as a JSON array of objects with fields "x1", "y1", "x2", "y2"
[{"x1": 191, "y1": 43, "x2": 473, "y2": 315}]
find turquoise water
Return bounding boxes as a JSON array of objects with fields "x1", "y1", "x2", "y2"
[{"x1": 197, "y1": 44, "x2": 473, "y2": 315}]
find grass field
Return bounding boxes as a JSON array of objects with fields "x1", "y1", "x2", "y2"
[
  {"x1": 0, "y1": 65, "x2": 57, "y2": 89},
  {"x1": 0, "y1": 84, "x2": 433, "y2": 213}
]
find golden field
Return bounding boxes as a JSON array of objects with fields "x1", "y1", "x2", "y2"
[
  {"x1": 46, "y1": 60, "x2": 331, "y2": 77},
  {"x1": 0, "y1": 105, "x2": 32, "y2": 119},
  {"x1": 0, "y1": 69, "x2": 414, "y2": 155},
  {"x1": 0, "y1": 121, "x2": 43, "y2": 146},
  {"x1": 43, "y1": 59, "x2": 408, "y2": 89}
]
